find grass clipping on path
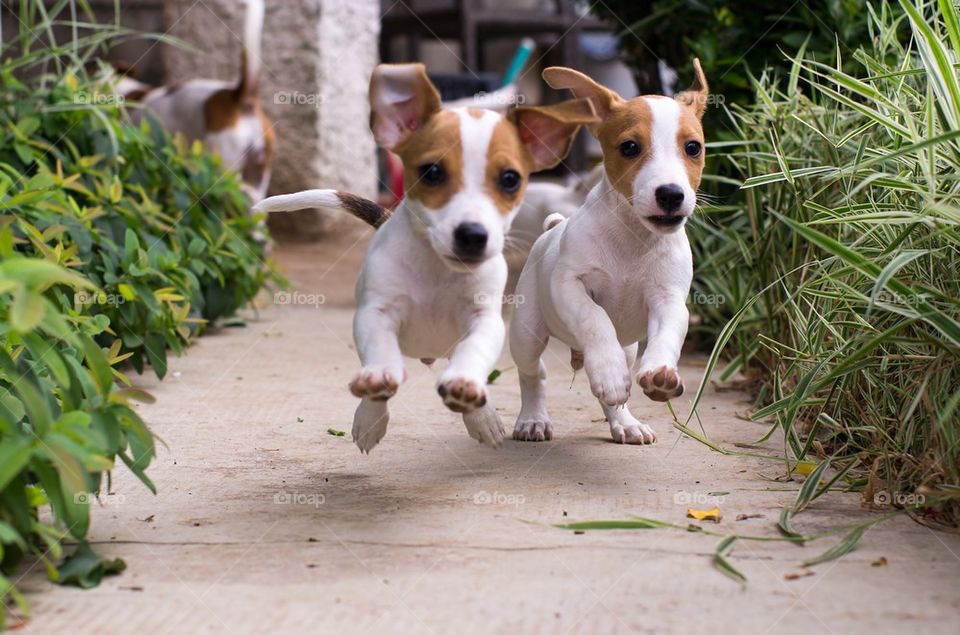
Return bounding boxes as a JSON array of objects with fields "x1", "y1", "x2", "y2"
[{"x1": 685, "y1": 0, "x2": 960, "y2": 528}]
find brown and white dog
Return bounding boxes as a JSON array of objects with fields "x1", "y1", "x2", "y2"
[
  {"x1": 509, "y1": 60, "x2": 709, "y2": 445},
  {"x1": 124, "y1": 0, "x2": 274, "y2": 202},
  {"x1": 254, "y1": 63, "x2": 597, "y2": 453}
]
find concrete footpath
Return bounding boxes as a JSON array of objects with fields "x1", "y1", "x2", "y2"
[{"x1": 17, "y1": 239, "x2": 960, "y2": 634}]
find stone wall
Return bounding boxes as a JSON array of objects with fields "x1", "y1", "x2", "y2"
[{"x1": 162, "y1": 0, "x2": 381, "y2": 238}]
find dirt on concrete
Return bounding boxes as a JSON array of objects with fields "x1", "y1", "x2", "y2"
[{"x1": 17, "y1": 236, "x2": 960, "y2": 634}]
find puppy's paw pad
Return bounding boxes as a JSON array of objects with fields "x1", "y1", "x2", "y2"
[
  {"x1": 349, "y1": 366, "x2": 401, "y2": 400},
  {"x1": 610, "y1": 421, "x2": 657, "y2": 445},
  {"x1": 512, "y1": 419, "x2": 553, "y2": 442},
  {"x1": 636, "y1": 366, "x2": 684, "y2": 402},
  {"x1": 437, "y1": 377, "x2": 486, "y2": 413}
]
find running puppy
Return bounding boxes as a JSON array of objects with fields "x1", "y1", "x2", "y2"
[
  {"x1": 123, "y1": 0, "x2": 274, "y2": 202},
  {"x1": 509, "y1": 61, "x2": 709, "y2": 444},
  {"x1": 254, "y1": 64, "x2": 597, "y2": 452}
]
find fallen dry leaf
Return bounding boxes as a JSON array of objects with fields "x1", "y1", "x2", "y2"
[
  {"x1": 687, "y1": 506, "x2": 723, "y2": 523},
  {"x1": 784, "y1": 569, "x2": 815, "y2": 580},
  {"x1": 871, "y1": 556, "x2": 888, "y2": 567}
]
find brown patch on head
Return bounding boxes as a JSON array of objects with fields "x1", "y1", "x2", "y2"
[
  {"x1": 596, "y1": 98, "x2": 654, "y2": 200},
  {"x1": 484, "y1": 118, "x2": 530, "y2": 214},
  {"x1": 204, "y1": 88, "x2": 243, "y2": 132},
  {"x1": 676, "y1": 104, "x2": 706, "y2": 190},
  {"x1": 394, "y1": 109, "x2": 463, "y2": 210},
  {"x1": 467, "y1": 108, "x2": 485, "y2": 119}
]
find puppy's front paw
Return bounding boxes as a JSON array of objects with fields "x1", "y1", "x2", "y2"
[
  {"x1": 585, "y1": 356, "x2": 631, "y2": 406},
  {"x1": 350, "y1": 366, "x2": 402, "y2": 400},
  {"x1": 437, "y1": 376, "x2": 487, "y2": 413},
  {"x1": 636, "y1": 366, "x2": 684, "y2": 402},
  {"x1": 513, "y1": 418, "x2": 553, "y2": 442}
]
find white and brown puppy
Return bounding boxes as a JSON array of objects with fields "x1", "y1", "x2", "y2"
[
  {"x1": 509, "y1": 60, "x2": 709, "y2": 445},
  {"x1": 254, "y1": 64, "x2": 597, "y2": 453},
  {"x1": 125, "y1": 0, "x2": 274, "y2": 202}
]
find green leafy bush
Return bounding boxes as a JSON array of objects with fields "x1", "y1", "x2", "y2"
[
  {"x1": 1, "y1": 1, "x2": 280, "y2": 626},
  {"x1": 687, "y1": 0, "x2": 960, "y2": 526}
]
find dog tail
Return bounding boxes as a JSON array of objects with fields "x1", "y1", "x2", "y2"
[
  {"x1": 236, "y1": 0, "x2": 264, "y2": 102},
  {"x1": 543, "y1": 212, "x2": 566, "y2": 232},
  {"x1": 253, "y1": 190, "x2": 392, "y2": 228}
]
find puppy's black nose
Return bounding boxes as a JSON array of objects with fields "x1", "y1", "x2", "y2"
[
  {"x1": 453, "y1": 222, "x2": 488, "y2": 259},
  {"x1": 655, "y1": 184, "x2": 685, "y2": 213}
]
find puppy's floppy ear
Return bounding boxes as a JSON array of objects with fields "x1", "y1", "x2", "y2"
[
  {"x1": 509, "y1": 97, "x2": 599, "y2": 171},
  {"x1": 542, "y1": 67, "x2": 623, "y2": 135},
  {"x1": 369, "y1": 63, "x2": 442, "y2": 151},
  {"x1": 675, "y1": 58, "x2": 709, "y2": 120}
]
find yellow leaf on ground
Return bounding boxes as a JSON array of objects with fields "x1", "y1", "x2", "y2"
[
  {"x1": 792, "y1": 461, "x2": 818, "y2": 476},
  {"x1": 687, "y1": 506, "x2": 723, "y2": 522}
]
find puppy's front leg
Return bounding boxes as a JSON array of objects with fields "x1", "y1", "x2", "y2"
[
  {"x1": 636, "y1": 299, "x2": 688, "y2": 402},
  {"x1": 438, "y1": 308, "x2": 504, "y2": 415},
  {"x1": 552, "y1": 274, "x2": 631, "y2": 406},
  {"x1": 350, "y1": 305, "x2": 406, "y2": 400}
]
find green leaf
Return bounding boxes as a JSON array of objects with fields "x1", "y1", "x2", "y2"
[
  {"x1": 0, "y1": 438, "x2": 32, "y2": 492},
  {"x1": 802, "y1": 527, "x2": 865, "y2": 567},
  {"x1": 713, "y1": 536, "x2": 746, "y2": 584},
  {"x1": 55, "y1": 541, "x2": 126, "y2": 589},
  {"x1": 10, "y1": 286, "x2": 45, "y2": 333},
  {"x1": 556, "y1": 518, "x2": 674, "y2": 531},
  {"x1": 326, "y1": 427, "x2": 346, "y2": 437}
]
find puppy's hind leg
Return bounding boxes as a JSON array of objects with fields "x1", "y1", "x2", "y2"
[
  {"x1": 352, "y1": 398, "x2": 390, "y2": 454},
  {"x1": 603, "y1": 344, "x2": 656, "y2": 445},
  {"x1": 510, "y1": 287, "x2": 552, "y2": 442},
  {"x1": 462, "y1": 401, "x2": 506, "y2": 447}
]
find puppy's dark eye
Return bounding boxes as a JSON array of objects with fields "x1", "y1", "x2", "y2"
[
  {"x1": 418, "y1": 163, "x2": 446, "y2": 186},
  {"x1": 619, "y1": 140, "x2": 641, "y2": 158},
  {"x1": 498, "y1": 169, "x2": 521, "y2": 193},
  {"x1": 684, "y1": 141, "x2": 703, "y2": 158}
]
